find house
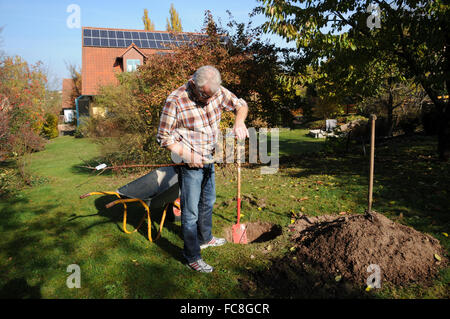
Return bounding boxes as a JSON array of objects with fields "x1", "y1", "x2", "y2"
[{"x1": 72, "y1": 26, "x2": 216, "y2": 127}]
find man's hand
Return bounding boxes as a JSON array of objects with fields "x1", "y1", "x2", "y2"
[
  {"x1": 233, "y1": 104, "x2": 249, "y2": 140},
  {"x1": 167, "y1": 142, "x2": 209, "y2": 168},
  {"x1": 186, "y1": 151, "x2": 208, "y2": 168},
  {"x1": 233, "y1": 121, "x2": 249, "y2": 140}
]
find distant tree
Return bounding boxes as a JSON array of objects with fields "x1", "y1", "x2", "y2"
[
  {"x1": 258, "y1": 0, "x2": 450, "y2": 160},
  {"x1": 143, "y1": 9, "x2": 155, "y2": 31},
  {"x1": 65, "y1": 62, "x2": 82, "y2": 110},
  {"x1": 166, "y1": 3, "x2": 182, "y2": 32}
]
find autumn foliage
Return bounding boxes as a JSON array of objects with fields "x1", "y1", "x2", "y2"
[
  {"x1": 89, "y1": 12, "x2": 295, "y2": 165},
  {"x1": 0, "y1": 55, "x2": 47, "y2": 160}
]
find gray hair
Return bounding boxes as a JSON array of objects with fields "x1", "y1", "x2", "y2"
[{"x1": 193, "y1": 65, "x2": 222, "y2": 93}]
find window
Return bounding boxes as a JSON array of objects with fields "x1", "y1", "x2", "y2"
[{"x1": 126, "y1": 59, "x2": 141, "y2": 72}]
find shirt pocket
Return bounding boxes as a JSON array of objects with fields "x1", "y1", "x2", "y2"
[{"x1": 180, "y1": 107, "x2": 207, "y2": 130}]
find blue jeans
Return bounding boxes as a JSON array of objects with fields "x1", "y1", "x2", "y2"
[{"x1": 177, "y1": 164, "x2": 216, "y2": 263}]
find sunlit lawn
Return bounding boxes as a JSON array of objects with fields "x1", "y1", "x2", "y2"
[{"x1": 0, "y1": 130, "x2": 448, "y2": 298}]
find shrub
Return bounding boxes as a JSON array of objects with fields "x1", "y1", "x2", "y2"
[
  {"x1": 304, "y1": 120, "x2": 325, "y2": 130},
  {"x1": 41, "y1": 113, "x2": 59, "y2": 139}
]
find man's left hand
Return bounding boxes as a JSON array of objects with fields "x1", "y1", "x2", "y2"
[{"x1": 233, "y1": 122, "x2": 249, "y2": 140}]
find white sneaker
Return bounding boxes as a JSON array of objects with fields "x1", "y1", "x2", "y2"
[
  {"x1": 200, "y1": 237, "x2": 227, "y2": 250},
  {"x1": 187, "y1": 259, "x2": 214, "y2": 273}
]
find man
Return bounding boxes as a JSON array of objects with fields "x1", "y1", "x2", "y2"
[{"x1": 157, "y1": 65, "x2": 249, "y2": 272}]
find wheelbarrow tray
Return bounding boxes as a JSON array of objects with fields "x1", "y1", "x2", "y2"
[{"x1": 116, "y1": 166, "x2": 180, "y2": 210}]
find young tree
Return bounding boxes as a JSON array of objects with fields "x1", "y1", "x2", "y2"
[
  {"x1": 166, "y1": 3, "x2": 183, "y2": 32},
  {"x1": 143, "y1": 9, "x2": 155, "y2": 31},
  {"x1": 258, "y1": 0, "x2": 450, "y2": 160}
]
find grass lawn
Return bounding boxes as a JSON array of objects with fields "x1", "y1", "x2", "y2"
[{"x1": 0, "y1": 130, "x2": 448, "y2": 299}]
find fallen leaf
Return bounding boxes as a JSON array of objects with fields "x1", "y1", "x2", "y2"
[
  {"x1": 290, "y1": 219, "x2": 295, "y2": 224},
  {"x1": 434, "y1": 254, "x2": 442, "y2": 262},
  {"x1": 299, "y1": 196, "x2": 309, "y2": 201},
  {"x1": 289, "y1": 247, "x2": 296, "y2": 252},
  {"x1": 339, "y1": 212, "x2": 347, "y2": 215},
  {"x1": 335, "y1": 275, "x2": 342, "y2": 282},
  {"x1": 442, "y1": 232, "x2": 448, "y2": 237}
]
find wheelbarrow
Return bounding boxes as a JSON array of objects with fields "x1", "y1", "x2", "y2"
[{"x1": 80, "y1": 166, "x2": 181, "y2": 242}]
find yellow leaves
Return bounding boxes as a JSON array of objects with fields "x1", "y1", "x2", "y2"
[
  {"x1": 434, "y1": 254, "x2": 441, "y2": 262},
  {"x1": 442, "y1": 232, "x2": 448, "y2": 237}
]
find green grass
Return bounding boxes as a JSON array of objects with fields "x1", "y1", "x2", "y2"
[{"x1": 0, "y1": 131, "x2": 448, "y2": 299}]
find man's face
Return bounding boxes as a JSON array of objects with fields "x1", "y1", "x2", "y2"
[{"x1": 196, "y1": 83, "x2": 216, "y2": 103}]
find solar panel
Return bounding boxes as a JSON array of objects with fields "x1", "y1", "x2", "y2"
[
  {"x1": 109, "y1": 39, "x2": 117, "y2": 47},
  {"x1": 83, "y1": 28, "x2": 217, "y2": 50}
]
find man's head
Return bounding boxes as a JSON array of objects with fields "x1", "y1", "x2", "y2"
[{"x1": 192, "y1": 65, "x2": 222, "y2": 101}]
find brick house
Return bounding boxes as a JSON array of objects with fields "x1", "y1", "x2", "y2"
[{"x1": 72, "y1": 26, "x2": 212, "y2": 126}]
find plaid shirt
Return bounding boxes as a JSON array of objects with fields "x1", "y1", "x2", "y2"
[{"x1": 157, "y1": 79, "x2": 247, "y2": 156}]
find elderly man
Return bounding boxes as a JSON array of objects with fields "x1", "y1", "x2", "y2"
[{"x1": 157, "y1": 65, "x2": 249, "y2": 272}]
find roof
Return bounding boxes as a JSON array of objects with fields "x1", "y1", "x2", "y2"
[
  {"x1": 81, "y1": 26, "x2": 210, "y2": 96},
  {"x1": 117, "y1": 43, "x2": 148, "y2": 59}
]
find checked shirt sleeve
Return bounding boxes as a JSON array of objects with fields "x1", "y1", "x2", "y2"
[
  {"x1": 156, "y1": 97, "x2": 178, "y2": 148},
  {"x1": 220, "y1": 87, "x2": 248, "y2": 112}
]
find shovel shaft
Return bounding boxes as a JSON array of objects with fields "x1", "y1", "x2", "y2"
[
  {"x1": 237, "y1": 140, "x2": 242, "y2": 224},
  {"x1": 368, "y1": 114, "x2": 377, "y2": 213}
]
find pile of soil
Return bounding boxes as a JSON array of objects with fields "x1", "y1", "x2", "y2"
[
  {"x1": 288, "y1": 212, "x2": 447, "y2": 286},
  {"x1": 245, "y1": 212, "x2": 447, "y2": 297}
]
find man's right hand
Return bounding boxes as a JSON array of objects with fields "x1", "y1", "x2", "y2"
[
  {"x1": 186, "y1": 151, "x2": 208, "y2": 168},
  {"x1": 167, "y1": 143, "x2": 208, "y2": 168}
]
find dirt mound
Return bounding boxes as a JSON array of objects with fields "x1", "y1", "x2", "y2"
[
  {"x1": 290, "y1": 212, "x2": 447, "y2": 286},
  {"x1": 245, "y1": 212, "x2": 447, "y2": 297}
]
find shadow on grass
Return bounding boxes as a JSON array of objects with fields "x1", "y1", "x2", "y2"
[
  {"x1": 243, "y1": 255, "x2": 375, "y2": 299},
  {"x1": 0, "y1": 278, "x2": 41, "y2": 299},
  {"x1": 92, "y1": 195, "x2": 186, "y2": 264},
  {"x1": 280, "y1": 135, "x2": 450, "y2": 235}
]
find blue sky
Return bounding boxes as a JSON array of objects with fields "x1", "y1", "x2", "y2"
[{"x1": 0, "y1": 0, "x2": 293, "y2": 90}]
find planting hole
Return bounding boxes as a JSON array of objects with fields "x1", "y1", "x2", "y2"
[{"x1": 224, "y1": 221, "x2": 282, "y2": 243}]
